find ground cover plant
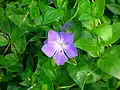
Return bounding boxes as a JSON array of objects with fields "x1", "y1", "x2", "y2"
[{"x1": 1, "y1": 0, "x2": 120, "y2": 90}]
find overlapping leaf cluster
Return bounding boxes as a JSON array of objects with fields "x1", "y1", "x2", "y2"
[{"x1": 0, "y1": 0, "x2": 120, "y2": 90}]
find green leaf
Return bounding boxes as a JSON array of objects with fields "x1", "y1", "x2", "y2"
[
  {"x1": 43, "y1": 60, "x2": 69, "y2": 85},
  {"x1": 106, "y1": 4, "x2": 120, "y2": 15},
  {"x1": 22, "y1": 0, "x2": 32, "y2": 5},
  {"x1": 43, "y1": 9, "x2": 61, "y2": 24},
  {"x1": 75, "y1": 30, "x2": 102, "y2": 57},
  {"x1": 0, "y1": 7, "x2": 4, "y2": 18},
  {"x1": 68, "y1": 56, "x2": 101, "y2": 90},
  {"x1": 68, "y1": 20, "x2": 82, "y2": 40},
  {"x1": 92, "y1": 0, "x2": 105, "y2": 17},
  {"x1": 75, "y1": 30, "x2": 100, "y2": 52},
  {"x1": 38, "y1": 0, "x2": 49, "y2": 13},
  {"x1": 0, "y1": 33, "x2": 8, "y2": 46},
  {"x1": 85, "y1": 81, "x2": 107, "y2": 90},
  {"x1": 92, "y1": 24, "x2": 112, "y2": 42},
  {"x1": 0, "y1": 18, "x2": 11, "y2": 34},
  {"x1": 68, "y1": 64, "x2": 87, "y2": 90},
  {"x1": 9, "y1": 12, "x2": 29, "y2": 26},
  {"x1": 64, "y1": 7, "x2": 77, "y2": 21},
  {"x1": 118, "y1": 0, "x2": 120, "y2": 3},
  {"x1": 10, "y1": 27, "x2": 26, "y2": 54},
  {"x1": 107, "y1": 78, "x2": 117, "y2": 89},
  {"x1": 10, "y1": 27, "x2": 25, "y2": 42},
  {"x1": 57, "y1": 0, "x2": 63, "y2": 8},
  {"x1": 32, "y1": 54, "x2": 54, "y2": 89},
  {"x1": 56, "y1": 0, "x2": 68, "y2": 9},
  {"x1": 12, "y1": 35, "x2": 26, "y2": 54},
  {"x1": 0, "y1": 70, "x2": 4, "y2": 81},
  {"x1": 7, "y1": 63, "x2": 21, "y2": 72},
  {"x1": 97, "y1": 45, "x2": 120, "y2": 79},
  {"x1": 78, "y1": 0, "x2": 92, "y2": 20},
  {"x1": 35, "y1": 69, "x2": 54, "y2": 90},
  {"x1": 0, "y1": 53, "x2": 19, "y2": 67},
  {"x1": 43, "y1": 61, "x2": 56, "y2": 82},
  {"x1": 7, "y1": 85, "x2": 19, "y2": 90},
  {"x1": 29, "y1": 1, "x2": 40, "y2": 19},
  {"x1": 75, "y1": 37, "x2": 100, "y2": 52},
  {"x1": 81, "y1": 19, "x2": 98, "y2": 30},
  {"x1": 6, "y1": 2, "x2": 27, "y2": 16},
  {"x1": 109, "y1": 22, "x2": 120, "y2": 44},
  {"x1": 34, "y1": 16, "x2": 43, "y2": 25}
]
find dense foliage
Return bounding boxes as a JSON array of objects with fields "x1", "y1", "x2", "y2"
[{"x1": 0, "y1": 0, "x2": 120, "y2": 90}]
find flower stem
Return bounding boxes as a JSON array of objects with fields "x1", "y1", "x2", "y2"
[
  {"x1": 3, "y1": 43, "x2": 10, "y2": 55},
  {"x1": 58, "y1": 84, "x2": 77, "y2": 89}
]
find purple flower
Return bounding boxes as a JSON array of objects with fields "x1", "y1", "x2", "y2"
[
  {"x1": 60, "y1": 21, "x2": 72, "y2": 32},
  {"x1": 42, "y1": 30, "x2": 78, "y2": 65}
]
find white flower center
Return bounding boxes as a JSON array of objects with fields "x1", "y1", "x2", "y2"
[{"x1": 54, "y1": 41, "x2": 65, "y2": 52}]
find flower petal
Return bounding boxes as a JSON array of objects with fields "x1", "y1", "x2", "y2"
[
  {"x1": 48, "y1": 30, "x2": 60, "y2": 43},
  {"x1": 53, "y1": 50, "x2": 68, "y2": 65},
  {"x1": 64, "y1": 44, "x2": 78, "y2": 58},
  {"x1": 42, "y1": 43, "x2": 56, "y2": 57},
  {"x1": 60, "y1": 25, "x2": 64, "y2": 32},
  {"x1": 44, "y1": 40, "x2": 48, "y2": 44},
  {"x1": 64, "y1": 21, "x2": 72, "y2": 30},
  {"x1": 60, "y1": 32, "x2": 74, "y2": 44}
]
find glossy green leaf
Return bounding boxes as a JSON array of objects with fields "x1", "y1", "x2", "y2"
[
  {"x1": 57, "y1": 0, "x2": 65, "y2": 8},
  {"x1": 75, "y1": 31, "x2": 100, "y2": 52},
  {"x1": 64, "y1": 7, "x2": 77, "y2": 21},
  {"x1": 34, "y1": 55, "x2": 54, "y2": 90},
  {"x1": 38, "y1": 0, "x2": 49, "y2": 13},
  {"x1": 0, "y1": 7, "x2": 4, "y2": 18},
  {"x1": 78, "y1": 0, "x2": 92, "y2": 20},
  {"x1": 68, "y1": 64, "x2": 87, "y2": 90},
  {"x1": 0, "y1": 53, "x2": 19, "y2": 67},
  {"x1": 22, "y1": 0, "x2": 32, "y2": 5},
  {"x1": 0, "y1": 18, "x2": 11, "y2": 34},
  {"x1": 39, "y1": 70, "x2": 54, "y2": 90},
  {"x1": 75, "y1": 30, "x2": 102, "y2": 57},
  {"x1": 0, "y1": 33, "x2": 8, "y2": 46},
  {"x1": 106, "y1": 4, "x2": 120, "y2": 15},
  {"x1": 43, "y1": 9, "x2": 61, "y2": 24},
  {"x1": 92, "y1": 24, "x2": 112, "y2": 42},
  {"x1": 9, "y1": 13, "x2": 29, "y2": 26},
  {"x1": 29, "y1": 1, "x2": 40, "y2": 19},
  {"x1": 92, "y1": 0, "x2": 105, "y2": 17},
  {"x1": 75, "y1": 37, "x2": 100, "y2": 52},
  {"x1": 7, "y1": 63, "x2": 21, "y2": 72},
  {"x1": 12, "y1": 35, "x2": 26, "y2": 54},
  {"x1": 109, "y1": 22, "x2": 120, "y2": 44},
  {"x1": 0, "y1": 70, "x2": 4, "y2": 81},
  {"x1": 82, "y1": 19, "x2": 98, "y2": 30},
  {"x1": 68, "y1": 21, "x2": 82, "y2": 40},
  {"x1": 97, "y1": 45, "x2": 120, "y2": 79},
  {"x1": 10, "y1": 27, "x2": 26, "y2": 54},
  {"x1": 68, "y1": 56, "x2": 101, "y2": 90}
]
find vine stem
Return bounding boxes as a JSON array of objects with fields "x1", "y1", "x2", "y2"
[
  {"x1": 71, "y1": 57, "x2": 77, "y2": 64},
  {"x1": 18, "y1": 11, "x2": 29, "y2": 27},
  {"x1": 87, "y1": 68, "x2": 98, "y2": 76},
  {"x1": 73, "y1": 0, "x2": 78, "y2": 8},
  {"x1": 58, "y1": 84, "x2": 76, "y2": 89},
  {"x1": 3, "y1": 43, "x2": 10, "y2": 55},
  {"x1": 18, "y1": 0, "x2": 34, "y2": 27},
  {"x1": 66, "y1": 0, "x2": 79, "y2": 22}
]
